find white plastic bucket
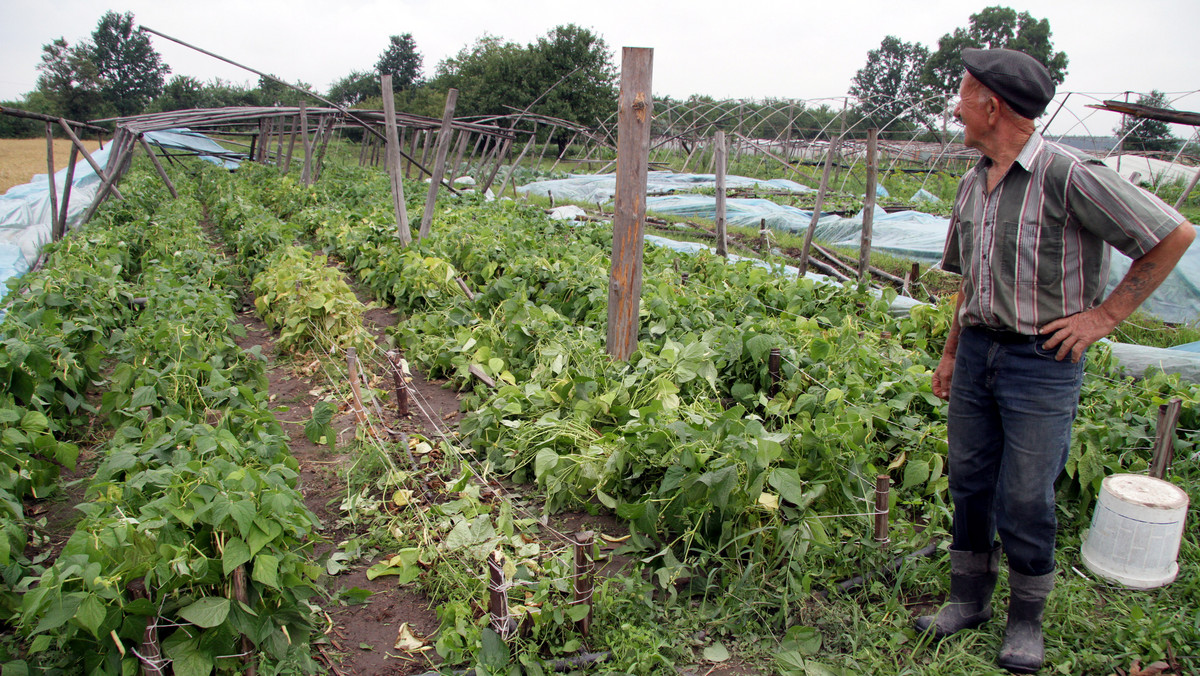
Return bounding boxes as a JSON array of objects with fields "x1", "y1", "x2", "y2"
[{"x1": 1081, "y1": 474, "x2": 1189, "y2": 589}]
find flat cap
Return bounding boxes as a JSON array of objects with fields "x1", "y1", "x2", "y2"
[{"x1": 961, "y1": 47, "x2": 1055, "y2": 119}]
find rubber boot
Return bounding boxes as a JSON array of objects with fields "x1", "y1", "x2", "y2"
[
  {"x1": 997, "y1": 569, "x2": 1055, "y2": 674},
  {"x1": 914, "y1": 546, "x2": 1001, "y2": 638}
]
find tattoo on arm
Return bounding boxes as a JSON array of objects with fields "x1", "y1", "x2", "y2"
[{"x1": 1114, "y1": 262, "x2": 1158, "y2": 300}]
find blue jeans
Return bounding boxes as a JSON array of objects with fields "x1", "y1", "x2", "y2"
[{"x1": 947, "y1": 327, "x2": 1085, "y2": 576}]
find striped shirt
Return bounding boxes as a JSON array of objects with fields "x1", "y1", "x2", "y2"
[{"x1": 941, "y1": 132, "x2": 1184, "y2": 334}]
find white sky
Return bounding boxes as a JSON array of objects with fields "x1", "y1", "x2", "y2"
[{"x1": 1, "y1": 0, "x2": 1197, "y2": 140}]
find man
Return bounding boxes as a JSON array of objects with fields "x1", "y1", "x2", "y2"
[{"x1": 915, "y1": 48, "x2": 1194, "y2": 674}]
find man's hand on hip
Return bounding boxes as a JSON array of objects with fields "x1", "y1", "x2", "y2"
[{"x1": 1039, "y1": 307, "x2": 1120, "y2": 363}]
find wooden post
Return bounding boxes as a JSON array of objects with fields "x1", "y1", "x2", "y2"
[
  {"x1": 126, "y1": 579, "x2": 166, "y2": 676},
  {"x1": 137, "y1": 135, "x2": 178, "y2": 199},
  {"x1": 417, "y1": 88, "x2": 459, "y2": 240},
  {"x1": 455, "y1": 277, "x2": 476, "y2": 301},
  {"x1": 768, "y1": 348, "x2": 781, "y2": 396},
  {"x1": 858, "y1": 128, "x2": 878, "y2": 281},
  {"x1": 420, "y1": 128, "x2": 435, "y2": 172},
  {"x1": 57, "y1": 119, "x2": 122, "y2": 200},
  {"x1": 448, "y1": 130, "x2": 471, "y2": 184},
  {"x1": 387, "y1": 351, "x2": 410, "y2": 419},
  {"x1": 299, "y1": 101, "x2": 312, "y2": 186},
  {"x1": 606, "y1": 48, "x2": 654, "y2": 361},
  {"x1": 798, "y1": 137, "x2": 839, "y2": 277},
  {"x1": 56, "y1": 143, "x2": 79, "y2": 239},
  {"x1": 346, "y1": 347, "x2": 369, "y2": 425},
  {"x1": 274, "y1": 115, "x2": 285, "y2": 166},
  {"x1": 498, "y1": 131, "x2": 538, "y2": 197},
  {"x1": 312, "y1": 115, "x2": 336, "y2": 181},
  {"x1": 406, "y1": 125, "x2": 421, "y2": 179},
  {"x1": 874, "y1": 475, "x2": 890, "y2": 544},
  {"x1": 381, "y1": 75, "x2": 412, "y2": 244},
  {"x1": 232, "y1": 567, "x2": 256, "y2": 676},
  {"x1": 681, "y1": 272, "x2": 689, "y2": 286},
  {"x1": 283, "y1": 115, "x2": 297, "y2": 174},
  {"x1": 573, "y1": 531, "x2": 594, "y2": 636},
  {"x1": 81, "y1": 129, "x2": 137, "y2": 224},
  {"x1": 546, "y1": 131, "x2": 579, "y2": 176},
  {"x1": 480, "y1": 137, "x2": 512, "y2": 194},
  {"x1": 487, "y1": 551, "x2": 515, "y2": 639},
  {"x1": 44, "y1": 122, "x2": 59, "y2": 240},
  {"x1": 250, "y1": 119, "x2": 261, "y2": 162},
  {"x1": 358, "y1": 129, "x2": 371, "y2": 166},
  {"x1": 1150, "y1": 398, "x2": 1183, "y2": 479},
  {"x1": 714, "y1": 130, "x2": 728, "y2": 257},
  {"x1": 903, "y1": 262, "x2": 920, "y2": 297},
  {"x1": 759, "y1": 218, "x2": 769, "y2": 253}
]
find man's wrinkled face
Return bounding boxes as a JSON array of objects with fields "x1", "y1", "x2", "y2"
[{"x1": 954, "y1": 74, "x2": 990, "y2": 149}]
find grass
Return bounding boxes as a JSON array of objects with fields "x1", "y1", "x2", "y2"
[{"x1": 0, "y1": 137, "x2": 105, "y2": 194}]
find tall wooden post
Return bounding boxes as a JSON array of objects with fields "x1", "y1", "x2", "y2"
[
  {"x1": 714, "y1": 130, "x2": 728, "y2": 257},
  {"x1": 480, "y1": 137, "x2": 512, "y2": 194},
  {"x1": 137, "y1": 135, "x2": 178, "y2": 199},
  {"x1": 874, "y1": 475, "x2": 890, "y2": 544},
  {"x1": 283, "y1": 116, "x2": 297, "y2": 174},
  {"x1": 448, "y1": 130, "x2": 471, "y2": 184},
  {"x1": 858, "y1": 128, "x2": 878, "y2": 281},
  {"x1": 606, "y1": 47, "x2": 654, "y2": 361},
  {"x1": 58, "y1": 119, "x2": 122, "y2": 200},
  {"x1": 299, "y1": 101, "x2": 312, "y2": 186},
  {"x1": 381, "y1": 75, "x2": 412, "y2": 245},
  {"x1": 56, "y1": 144, "x2": 79, "y2": 239},
  {"x1": 406, "y1": 125, "x2": 420, "y2": 179},
  {"x1": 44, "y1": 122, "x2": 59, "y2": 239},
  {"x1": 1150, "y1": 398, "x2": 1183, "y2": 479},
  {"x1": 798, "y1": 137, "x2": 839, "y2": 277},
  {"x1": 499, "y1": 131, "x2": 538, "y2": 197},
  {"x1": 572, "y1": 532, "x2": 595, "y2": 636},
  {"x1": 418, "y1": 88, "x2": 458, "y2": 240}
]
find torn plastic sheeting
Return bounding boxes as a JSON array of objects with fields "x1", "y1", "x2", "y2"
[
  {"x1": 144, "y1": 129, "x2": 242, "y2": 169},
  {"x1": 517, "y1": 170, "x2": 813, "y2": 205},
  {"x1": 643, "y1": 232, "x2": 1200, "y2": 383}
]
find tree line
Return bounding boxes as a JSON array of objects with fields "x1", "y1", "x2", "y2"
[{"x1": 848, "y1": 5, "x2": 1181, "y2": 152}]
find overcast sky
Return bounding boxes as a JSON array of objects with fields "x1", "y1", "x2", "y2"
[{"x1": 2, "y1": 0, "x2": 1197, "y2": 140}]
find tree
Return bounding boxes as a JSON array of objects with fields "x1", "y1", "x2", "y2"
[
  {"x1": 528, "y1": 24, "x2": 617, "y2": 154},
  {"x1": 149, "y1": 75, "x2": 204, "y2": 112},
  {"x1": 376, "y1": 34, "x2": 423, "y2": 90},
  {"x1": 923, "y1": 6, "x2": 1068, "y2": 105},
  {"x1": 850, "y1": 36, "x2": 934, "y2": 132},
  {"x1": 1115, "y1": 91, "x2": 1180, "y2": 153},
  {"x1": 36, "y1": 37, "x2": 109, "y2": 121},
  {"x1": 328, "y1": 70, "x2": 380, "y2": 107},
  {"x1": 90, "y1": 11, "x2": 170, "y2": 116}
]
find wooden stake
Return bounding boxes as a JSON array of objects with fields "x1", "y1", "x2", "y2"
[
  {"x1": 81, "y1": 129, "x2": 137, "y2": 224},
  {"x1": 346, "y1": 347, "x2": 370, "y2": 425},
  {"x1": 480, "y1": 137, "x2": 513, "y2": 194},
  {"x1": 1150, "y1": 398, "x2": 1183, "y2": 479},
  {"x1": 903, "y1": 262, "x2": 920, "y2": 297},
  {"x1": 769, "y1": 348, "x2": 781, "y2": 396},
  {"x1": 799, "y1": 137, "x2": 839, "y2": 277},
  {"x1": 455, "y1": 276, "x2": 476, "y2": 300},
  {"x1": 714, "y1": 130, "x2": 728, "y2": 258},
  {"x1": 406, "y1": 124, "x2": 420, "y2": 179},
  {"x1": 606, "y1": 47, "x2": 654, "y2": 361},
  {"x1": 312, "y1": 115, "x2": 336, "y2": 181},
  {"x1": 759, "y1": 218, "x2": 769, "y2": 253},
  {"x1": 488, "y1": 551, "x2": 516, "y2": 639},
  {"x1": 274, "y1": 115, "x2": 285, "y2": 167},
  {"x1": 498, "y1": 131, "x2": 538, "y2": 197},
  {"x1": 1174, "y1": 165, "x2": 1200, "y2": 211},
  {"x1": 420, "y1": 128, "x2": 434, "y2": 172},
  {"x1": 44, "y1": 122, "x2": 59, "y2": 240},
  {"x1": 387, "y1": 351, "x2": 409, "y2": 418},
  {"x1": 126, "y1": 579, "x2": 166, "y2": 676},
  {"x1": 418, "y1": 89, "x2": 459, "y2": 240},
  {"x1": 57, "y1": 118, "x2": 122, "y2": 200},
  {"x1": 381, "y1": 75, "x2": 412, "y2": 244},
  {"x1": 232, "y1": 567, "x2": 256, "y2": 676},
  {"x1": 137, "y1": 135, "x2": 178, "y2": 199},
  {"x1": 468, "y1": 364, "x2": 496, "y2": 388},
  {"x1": 56, "y1": 143, "x2": 78, "y2": 239},
  {"x1": 874, "y1": 475, "x2": 890, "y2": 544},
  {"x1": 299, "y1": 101, "x2": 312, "y2": 186},
  {"x1": 448, "y1": 130, "x2": 471, "y2": 184},
  {"x1": 858, "y1": 128, "x2": 878, "y2": 281},
  {"x1": 283, "y1": 115, "x2": 297, "y2": 174},
  {"x1": 573, "y1": 531, "x2": 594, "y2": 636}
]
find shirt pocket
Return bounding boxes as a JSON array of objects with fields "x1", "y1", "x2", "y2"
[{"x1": 999, "y1": 217, "x2": 1064, "y2": 287}]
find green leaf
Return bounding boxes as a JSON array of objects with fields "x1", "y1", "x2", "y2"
[
  {"x1": 19, "y1": 411, "x2": 49, "y2": 434},
  {"x1": 178, "y1": 597, "x2": 230, "y2": 628},
  {"x1": 74, "y1": 594, "x2": 106, "y2": 638},
  {"x1": 565, "y1": 604, "x2": 590, "y2": 622},
  {"x1": 782, "y1": 625, "x2": 822, "y2": 655},
  {"x1": 130, "y1": 385, "x2": 158, "y2": 409},
  {"x1": 533, "y1": 448, "x2": 558, "y2": 479},
  {"x1": 769, "y1": 468, "x2": 807, "y2": 508},
  {"x1": 229, "y1": 500, "x2": 256, "y2": 538},
  {"x1": 478, "y1": 629, "x2": 509, "y2": 670},
  {"x1": 901, "y1": 460, "x2": 929, "y2": 491},
  {"x1": 252, "y1": 554, "x2": 280, "y2": 589},
  {"x1": 703, "y1": 642, "x2": 730, "y2": 662}
]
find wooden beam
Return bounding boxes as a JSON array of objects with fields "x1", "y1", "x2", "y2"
[
  {"x1": 57, "y1": 118, "x2": 122, "y2": 201},
  {"x1": 382, "y1": 74, "x2": 412, "y2": 245},
  {"x1": 300, "y1": 101, "x2": 312, "y2": 185},
  {"x1": 0, "y1": 105, "x2": 107, "y2": 133},
  {"x1": 498, "y1": 131, "x2": 537, "y2": 198},
  {"x1": 606, "y1": 47, "x2": 654, "y2": 361},
  {"x1": 283, "y1": 115, "x2": 297, "y2": 174},
  {"x1": 137, "y1": 134, "x2": 178, "y2": 199},
  {"x1": 480, "y1": 137, "x2": 512, "y2": 194},
  {"x1": 56, "y1": 143, "x2": 79, "y2": 240},
  {"x1": 418, "y1": 88, "x2": 459, "y2": 240},
  {"x1": 448, "y1": 129, "x2": 471, "y2": 184},
  {"x1": 45, "y1": 122, "x2": 59, "y2": 239}
]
